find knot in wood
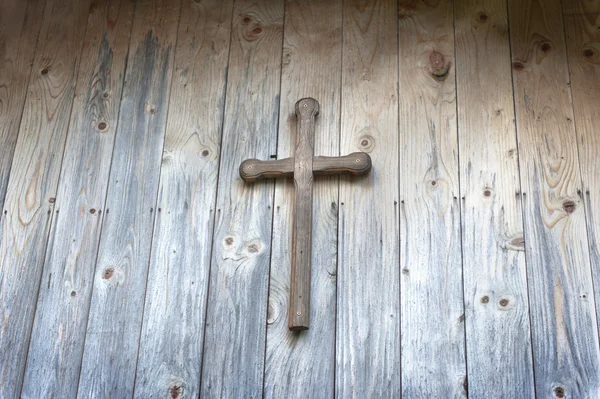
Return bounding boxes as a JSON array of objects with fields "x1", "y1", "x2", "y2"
[
  {"x1": 429, "y1": 51, "x2": 450, "y2": 81},
  {"x1": 562, "y1": 200, "x2": 576, "y2": 214},
  {"x1": 476, "y1": 12, "x2": 488, "y2": 22}
]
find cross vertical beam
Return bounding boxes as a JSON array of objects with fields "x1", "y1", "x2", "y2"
[{"x1": 290, "y1": 98, "x2": 318, "y2": 329}]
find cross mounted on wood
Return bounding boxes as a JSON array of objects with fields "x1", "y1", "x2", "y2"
[{"x1": 239, "y1": 98, "x2": 372, "y2": 331}]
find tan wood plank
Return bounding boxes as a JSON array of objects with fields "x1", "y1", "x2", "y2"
[
  {"x1": 455, "y1": 1, "x2": 536, "y2": 396},
  {"x1": 133, "y1": 0, "x2": 233, "y2": 397},
  {"x1": 199, "y1": 1, "x2": 283, "y2": 397},
  {"x1": 77, "y1": 0, "x2": 181, "y2": 396},
  {"x1": 0, "y1": 0, "x2": 91, "y2": 396},
  {"x1": 562, "y1": 0, "x2": 600, "y2": 346},
  {"x1": 508, "y1": 0, "x2": 600, "y2": 395},
  {"x1": 398, "y1": 0, "x2": 466, "y2": 395},
  {"x1": 21, "y1": 1, "x2": 135, "y2": 397},
  {"x1": 336, "y1": 0, "x2": 400, "y2": 396},
  {"x1": 0, "y1": 0, "x2": 46, "y2": 214},
  {"x1": 264, "y1": 0, "x2": 342, "y2": 394}
]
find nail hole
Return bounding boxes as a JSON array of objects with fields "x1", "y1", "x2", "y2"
[
  {"x1": 41, "y1": 68, "x2": 49, "y2": 75},
  {"x1": 499, "y1": 298, "x2": 509, "y2": 307},
  {"x1": 484, "y1": 189, "x2": 491, "y2": 197},
  {"x1": 71, "y1": 291, "x2": 76, "y2": 297},
  {"x1": 243, "y1": 16, "x2": 251, "y2": 23},
  {"x1": 202, "y1": 150, "x2": 209, "y2": 157},
  {"x1": 98, "y1": 122, "x2": 107, "y2": 130},
  {"x1": 476, "y1": 12, "x2": 488, "y2": 22},
  {"x1": 481, "y1": 296, "x2": 489, "y2": 304},
  {"x1": 512, "y1": 62, "x2": 524, "y2": 71},
  {"x1": 89, "y1": 208, "x2": 96, "y2": 214}
]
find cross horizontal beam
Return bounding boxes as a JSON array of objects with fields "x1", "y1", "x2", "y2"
[{"x1": 239, "y1": 152, "x2": 371, "y2": 182}]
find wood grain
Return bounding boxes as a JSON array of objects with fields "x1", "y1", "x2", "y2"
[
  {"x1": 199, "y1": 1, "x2": 283, "y2": 397},
  {"x1": 0, "y1": 0, "x2": 45, "y2": 215},
  {"x1": 398, "y1": 0, "x2": 466, "y2": 396},
  {"x1": 508, "y1": 0, "x2": 600, "y2": 395},
  {"x1": 0, "y1": 1, "x2": 91, "y2": 396},
  {"x1": 21, "y1": 1, "x2": 135, "y2": 397},
  {"x1": 133, "y1": 0, "x2": 233, "y2": 397},
  {"x1": 264, "y1": 0, "x2": 341, "y2": 392},
  {"x1": 77, "y1": 0, "x2": 181, "y2": 396},
  {"x1": 337, "y1": 0, "x2": 400, "y2": 396},
  {"x1": 562, "y1": 0, "x2": 600, "y2": 346},
  {"x1": 454, "y1": 1, "x2": 535, "y2": 396}
]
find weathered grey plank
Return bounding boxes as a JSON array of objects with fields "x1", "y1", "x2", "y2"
[
  {"x1": 200, "y1": 1, "x2": 283, "y2": 397},
  {"x1": 508, "y1": 0, "x2": 600, "y2": 396},
  {"x1": 21, "y1": 1, "x2": 135, "y2": 397},
  {"x1": 562, "y1": 0, "x2": 600, "y2": 342},
  {"x1": 454, "y1": 1, "x2": 535, "y2": 396},
  {"x1": 0, "y1": 0, "x2": 45, "y2": 215},
  {"x1": 77, "y1": 0, "x2": 181, "y2": 396},
  {"x1": 133, "y1": 0, "x2": 233, "y2": 397},
  {"x1": 398, "y1": 0, "x2": 466, "y2": 396},
  {"x1": 264, "y1": 0, "x2": 341, "y2": 394},
  {"x1": 336, "y1": 0, "x2": 400, "y2": 396},
  {"x1": 0, "y1": 0, "x2": 91, "y2": 396}
]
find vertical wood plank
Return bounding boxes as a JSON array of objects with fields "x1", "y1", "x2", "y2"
[
  {"x1": 454, "y1": 1, "x2": 536, "y2": 396},
  {"x1": 77, "y1": 0, "x2": 181, "y2": 396},
  {"x1": 21, "y1": 1, "x2": 135, "y2": 397},
  {"x1": 398, "y1": 0, "x2": 466, "y2": 396},
  {"x1": 200, "y1": 1, "x2": 283, "y2": 397},
  {"x1": 508, "y1": 0, "x2": 600, "y2": 396},
  {"x1": 0, "y1": 0, "x2": 91, "y2": 396},
  {"x1": 0, "y1": 0, "x2": 46, "y2": 214},
  {"x1": 562, "y1": 0, "x2": 600, "y2": 344},
  {"x1": 133, "y1": 0, "x2": 233, "y2": 397},
  {"x1": 264, "y1": 0, "x2": 341, "y2": 394},
  {"x1": 336, "y1": 0, "x2": 400, "y2": 396}
]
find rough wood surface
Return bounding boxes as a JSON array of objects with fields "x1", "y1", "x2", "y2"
[
  {"x1": 199, "y1": 1, "x2": 283, "y2": 397},
  {"x1": 264, "y1": 0, "x2": 342, "y2": 393},
  {"x1": 77, "y1": 0, "x2": 181, "y2": 396},
  {"x1": 398, "y1": 0, "x2": 466, "y2": 396},
  {"x1": 0, "y1": 0, "x2": 45, "y2": 215},
  {"x1": 562, "y1": 0, "x2": 600, "y2": 342},
  {"x1": 508, "y1": 0, "x2": 600, "y2": 396},
  {"x1": 240, "y1": 152, "x2": 370, "y2": 182},
  {"x1": 21, "y1": 1, "x2": 135, "y2": 397},
  {"x1": 337, "y1": 0, "x2": 400, "y2": 396},
  {"x1": 0, "y1": 1, "x2": 91, "y2": 396},
  {"x1": 133, "y1": 1, "x2": 233, "y2": 397},
  {"x1": 289, "y1": 97, "x2": 318, "y2": 330},
  {"x1": 454, "y1": 0, "x2": 535, "y2": 396}
]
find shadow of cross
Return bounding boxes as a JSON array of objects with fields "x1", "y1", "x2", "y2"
[{"x1": 239, "y1": 97, "x2": 372, "y2": 331}]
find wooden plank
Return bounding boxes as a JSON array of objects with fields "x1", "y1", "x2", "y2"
[
  {"x1": 454, "y1": 1, "x2": 535, "y2": 396},
  {"x1": 0, "y1": 0, "x2": 91, "y2": 396},
  {"x1": 21, "y1": 1, "x2": 135, "y2": 397},
  {"x1": 397, "y1": 0, "x2": 466, "y2": 395},
  {"x1": 76, "y1": 0, "x2": 181, "y2": 396},
  {"x1": 0, "y1": 0, "x2": 46, "y2": 214},
  {"x1": 336, "y1": 0, "x2": 400, "y2": 396},
  {"x1": 133, "y1": 0, "x2": 233, "y2": 397},
  {"x1": 562, "y1": 0, "x2": 600, "y2": 346},
  {"x1": 508, "y1": 0, "x2": 600, "y2": 396},
  {"x1": 263, "y1": 0, "x2": 341, "y2": 394},
  {"x1": 199, "y1": 1, "x2": 283, "y2": 397}
]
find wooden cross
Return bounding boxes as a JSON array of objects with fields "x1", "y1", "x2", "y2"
[{"x1": 239, "y1": 98, "x2": 372, "y2": 330}]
